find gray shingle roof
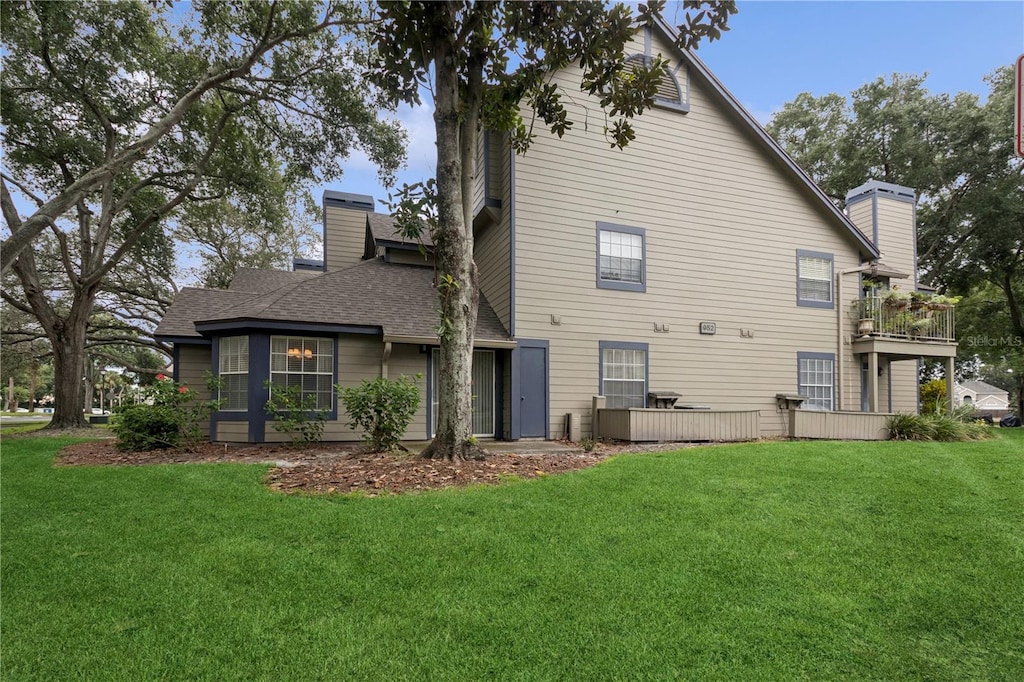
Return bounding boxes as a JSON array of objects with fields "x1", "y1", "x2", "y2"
[
  {"x1": 158, "y1": 260, "x2": 509, "y2": 342},
  {"x1": 155, "y1": 288, "x2": 256, "y2": 338},
  {"x1": 228, "y1": 268, "x2": 319, "y2": 294},
  {"x1": 367, "y1": 212, "x2": 434, "y2": 248},
  {"x1": 960, "y1": 380, "x2": 1008, "y2": 396}
]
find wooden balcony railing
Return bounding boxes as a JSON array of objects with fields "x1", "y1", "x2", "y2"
[{"x1": 851, "y1": 295, "x2": 956, "y2": 342}]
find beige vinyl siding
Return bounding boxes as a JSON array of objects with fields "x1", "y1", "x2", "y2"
[
  {"x1": 875, "y1": 198, "x2": 916, "y2": 282},
  {"x1": 474, "y1": 135, "x2": 511, "y2": 333},
  {"x1": 487, "y1": 131, "x2": 503, "y2": 201},
  {"x1": 387, "y1": 249, "x2": 433, "y2": 267},
  {"x1": 847, "y1": 199, "x2": 874, "y2": 245},
  {"x1": 472, "y1": 131, "x2": 487, "y2": 211},
  {"x1": 215, "y1": 421, "x2": 248, "y2": 442},
  {"x1": 386, "y1": 344, "x2": 429, "y2": 439},
  {"x1": 324, "y1": 206, "x2": 369, "y2": 271},
  {"x1": 512, "y1": 30, "x2": 868, "y2": 438},
  {"x1": 475, "y1": 220, "x2": 511, "y2": 334},
  {"x1": 889, "y1": 359, "x2": 919, "y2": 413},
  {"x1": 177, "y1": 345, "x2": 213, "y2": 437}
]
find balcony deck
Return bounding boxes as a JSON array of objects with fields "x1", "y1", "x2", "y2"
[{"x1": 851, "y1": 295, "x2": 957, "y2": 359}]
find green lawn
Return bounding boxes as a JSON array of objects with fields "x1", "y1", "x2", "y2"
[{"x1": 3, "y1": 433, "x2": 1023, "y2": 680}]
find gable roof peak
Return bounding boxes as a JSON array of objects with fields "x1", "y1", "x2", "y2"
[{"x1": 644, "y1": 17, "x2": 880, "y2": 260}]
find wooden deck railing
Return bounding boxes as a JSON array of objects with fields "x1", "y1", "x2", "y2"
[{"x1": 596, "y1": 408, "x2": 760, "y2": 442}]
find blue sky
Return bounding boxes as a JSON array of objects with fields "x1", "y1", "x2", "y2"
[{"x1": 330, "y1": 0, "x2": 1024, "y2": 217}]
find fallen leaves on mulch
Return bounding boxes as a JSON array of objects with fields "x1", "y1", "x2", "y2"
[
  {"x1": 265, "y1": 452, "x2": 608, "y2": 496},
  {"x1": 54, "y1": 439, "x2": 609, "y2": 495}
]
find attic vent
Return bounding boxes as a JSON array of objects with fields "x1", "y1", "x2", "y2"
[{"x1": 624, "y1": 54, "x2": 687, "y2": 112}]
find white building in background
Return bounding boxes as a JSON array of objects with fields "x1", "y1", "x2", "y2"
[{"x1": 955, "y1": 381, "x2": 1010, "y2": 410}]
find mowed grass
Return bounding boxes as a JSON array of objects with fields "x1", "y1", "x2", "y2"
[{"x1": 2, "y1": 433, "x2": 1023, "y2": 680}]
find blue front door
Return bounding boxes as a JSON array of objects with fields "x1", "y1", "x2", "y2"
[{"x1": 520, "y1": 344, "x2": 548, "y2": 438}]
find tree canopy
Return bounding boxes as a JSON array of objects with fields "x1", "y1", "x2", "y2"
[
  {"x1": 768, "y1": 68, "x2": 1024, "y2": 415},
  {"x1": 1, "y1": 0, "x2": 406, "y2": 427}
]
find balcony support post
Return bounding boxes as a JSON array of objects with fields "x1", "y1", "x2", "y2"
[
  {"x1": 945, "y1": 356, "x2": 956, "y2": 414},
  {"x1": 867, "y1": 351, "x2": 879, "y2": 413}
]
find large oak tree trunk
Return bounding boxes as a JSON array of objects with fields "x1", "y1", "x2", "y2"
[
  {"x1": 12, "y1": 248, "x2": 94, "y2": 430},
  {"x1": 419, "y1": 3, "x2": 484, "y2": 462},
  {"x1": 48, "y1": 322, "x2": 90, "y2": 429}
]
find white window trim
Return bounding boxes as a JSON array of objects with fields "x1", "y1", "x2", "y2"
[{"x1": 798, "y1": 353, "x2": 835, "y2": 411}]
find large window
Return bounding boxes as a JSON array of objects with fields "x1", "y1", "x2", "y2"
[
  {"x1": 431, "y1": 349, "x2": 495, "y2": 437},
  {"x1": 270, "y1": 336, "x2": 334, "y2": 410},
  {"x1": 597, "y1": 223, "x2": 646, "y2": 292},
  {"x1": 218, "y1": 336, "x2": 249, "y2": 411},
  {"x1": 797, "y1": 250, "x2": 834, "y2": 308},
  {"x1": 798, "y1": 353, "x2": 835, "y2": 411},
  {"x1": 600, "y1": 342, "x2": 648, "y2": 408}
]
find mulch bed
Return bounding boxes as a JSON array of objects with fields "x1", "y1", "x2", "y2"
[{"x1": 54, "y1": 439, "x2": 610, "y2": 496}]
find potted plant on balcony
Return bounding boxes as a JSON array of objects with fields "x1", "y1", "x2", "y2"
[
  {"x1": 910, "y1": 291, "x2": 930, "y2": 311},
  {"x1": 927, "y1": 294, "x2": 960, "y2": 311},
  {"x1": 884, "y1": 287, "x2": 911, "y2": 311},
  {"x1": 851, "y1": 300, "x2": 876, "y2": 335}
]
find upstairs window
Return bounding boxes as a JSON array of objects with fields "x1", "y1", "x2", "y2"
[
  {"x1": 218, "y1": 336, "x2": 249, "y2": 411},
  {"x1": 597, "y1": 223, "x2": 646, "y2": 292},
  {"x1": 797, "y1": 250, "x2": 834, "y2": 308}
]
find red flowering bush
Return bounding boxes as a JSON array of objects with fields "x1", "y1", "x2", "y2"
[{"x1": 112, "y1": 374, "x2": 221, "y2": 451}]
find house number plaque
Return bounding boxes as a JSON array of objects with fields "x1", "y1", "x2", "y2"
[{"x1": 699, "y1": 322, "x2": 716, "y2": 335}]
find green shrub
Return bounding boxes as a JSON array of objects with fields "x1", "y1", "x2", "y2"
[
  {"x1": 580, "y1": 437, "x2": 597, "y2": 452},
  {"x1": 920, "y1": 379, "x2": 947, "y2": 415},
  {"x1": 112, "y1": 403, "x2": 182, "y2": 451},
  {"x1": 112, "y1": 373, "x2": 221, "y2": 451},
  {"x1": 887, "y1": 409, "x2": 994, "y2": 442},
  {"x1": 339, "y1": 375, "x2": 421, "y2": 452},
  {"x1": 265, "y1": 383, "x2": 329, "y2": 446}
]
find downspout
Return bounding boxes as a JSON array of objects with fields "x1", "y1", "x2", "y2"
[
  {"x1": 837, "y1": 264, "x2": 874, "y2": 411},
  {"x1": 382, "y1": 341, "x2": 392, "y2": 379}
]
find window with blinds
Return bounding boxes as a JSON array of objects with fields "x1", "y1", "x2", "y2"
[
  {"x1": 602, "y1": 346, "x2": 647, "y2": 409},
  {"x1": 799, "y1": 355, "x2": 834, "y2": 411},
  {"x1": 797, "y1": 252, "x2": 834, "y2": 306},
  {"x1": 431, "y1": 349, "x2": 495, "y2": 437},
  {"x1": 218, "y1": 336, "x2": 249, "y2": 411}
]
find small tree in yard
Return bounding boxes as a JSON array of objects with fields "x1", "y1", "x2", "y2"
[
  {"x1": 369, "y1": 0, "x2": 736, "y2": 461},
  {"x1": 340, "y1": 376, "x2": 421, "y2": 453},
  {"x1": 920, "y1": 379, "x2": 947, "y2": 415}
]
